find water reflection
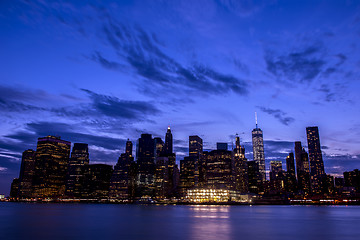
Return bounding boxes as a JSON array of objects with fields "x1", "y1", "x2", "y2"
[{"x1": 189, "y1": 205, "x2": 231, "y2": 240}]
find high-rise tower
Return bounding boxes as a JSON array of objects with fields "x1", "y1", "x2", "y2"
[
  {"x1": 66, "y1": 143, "x2": 89, "y2": 198},
  {"x1": 252, "y1": 113, "x2": 266, "y2": 182},
  {"x1": 163, "y1": 126, "x2": 173, "y2": 155},
  {"x1": 189, "y1": 135, "x2": 203, "y2": 157},
  {"x1": 33, "y1": 136, "x2": 71, "y2": 198},
  {"x1": 18, "y1": 149, "x2": 36, "y2": 198},
  {"x1": 306, "y1": 126, "x2": 326, "y2": 194}
]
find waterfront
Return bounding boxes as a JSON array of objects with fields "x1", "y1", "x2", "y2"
[{"x1": 1, "y1": 203, "x2": 359, "y2": 240}]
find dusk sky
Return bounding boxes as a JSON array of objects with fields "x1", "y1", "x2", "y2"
[{"x1": 1, "y1": 0, "x2": 360, "y2": 195}]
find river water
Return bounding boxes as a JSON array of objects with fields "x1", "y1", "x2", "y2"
[{"x1": 1, "y1": 203, "x2": 359, "y2": 240}]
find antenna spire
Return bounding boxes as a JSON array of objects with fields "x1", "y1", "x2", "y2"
[{"x1": 255, "y1": 112, "x2": 258, "y2": 128}]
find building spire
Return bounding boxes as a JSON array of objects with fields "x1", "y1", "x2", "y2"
[{"x1": 255, "y1": 112, "x2": 258, "y2": 128}]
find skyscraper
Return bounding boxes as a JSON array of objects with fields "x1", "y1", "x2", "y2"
[
  {"x1": 306, "y1": 126, "x2": 326, "y2": 194},
  {"x1": 126, "y1": 139, "x2": 133, "y2": 156},
  {"x1": 18, "y1": 149, "x2": 36, "y2": 198},
  {"x1": 233, "y1": 136, "x2": 248, "y2": 193},
  {"x1": 32, "y1": 136, "x2": 71, "y2": 198},
  {"x1": 294, "y1": 142, "x2": 311, "y2": 195},
  {"x1": 136, "y1": 134, "x2": 155, "y2": 196},
  {"x1": 84, "y1": 164, "x2": 113, "y2": 199},
  {"x1": 252, "y1": 115, "x2": 266, "y2": 182},
  {"x1": 66, "y1": 143, "x2": 89, "y2": 198},
  {"x1": 163, "y1": 126, "x2": 173, "y2": 155},
  {"x1": 189, "y1": 135, "x2": 203, "y2": 157},
  {"x1": 109, "y1": 140, "x2": 135, "y2": 200},
  {"x1": 154, "y1": 137, "x2": 164, "y2": 157},
  {"x1": 202, "y1": 149, "x2": 232, "y2": 190},
  {"x1": 285, "y1": 152, "x2": 297, "y2": 193}
]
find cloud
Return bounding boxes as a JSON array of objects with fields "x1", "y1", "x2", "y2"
[
  {"x1": 94, "y1": 14, "x2": 249, "y2": 98},
  {"x1": 257, "y1": 106, "x2": 295, "y2": 125},
  {"x1": 265, "y1": 45, "x2": 326, "y2": 82},
  {"x1": 90, "y1": 51, "x2": 125, "y2": 71},
  {"x1": 81, "y1": 88, "x2": 160, "y2": 119}
]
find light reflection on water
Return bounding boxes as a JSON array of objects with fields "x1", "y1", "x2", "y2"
[
  {"x1": 189, "y1": 205, "x2": 231, "y2": 240},
  {"x1": 1, "y1": 203, "x2": 360, "y2": 240}
]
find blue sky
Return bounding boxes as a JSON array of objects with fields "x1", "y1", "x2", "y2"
[{"x1": 1, "y1": 0, "x2": 360, "y2": 195}]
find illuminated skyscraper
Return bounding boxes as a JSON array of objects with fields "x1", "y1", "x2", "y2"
[
  {"x1": 252, "y1": 114, "x2": 266, "y2": 182},
  {"x1": 163, "y1": 126, "x2": 173, "y2": 155},
  {"x1": 32, "y1": 136, "x2": 71, "y2": 198},
  {"x1": 189, "y1": 135, "x2": 203, "y2": 157},
  {"x1": 65, "y1": 143, "x2": 89, "y2": 198},
  {"x1": 270, "y1": 161, "x2": 283, "y2": 181},
  {"x1": 247, "y1": 160, "x2": 261, "y2": 194},
  {"x1": 285, "y1": 152, "x2": 297, "y2": 193},
  {"x1": 18, "y1": 149, "x2": 36, "y2": 198},
  {"x1": 270, "y1": 161, "x2": 285, "y2": 193},
  {"x1": 154, "y1": 137, "x2": 164, "y2": 157},
  {"x1": 126, "y1": 139, "x2": 133, "y2": 156},
  {"x1": 306, "y1": 126, "x2": 326, "y2": 194},
  {"x1": 203, "y1": 149, "x2": 232, "y2": 189},
  {"x1": 109, "y1": 140, "x2": 135, "y2": 200},
  {"x1": 294, "y1": 142, "x2": 311, "y2": 195},
  {"x1": 233, "y1": 136, "x2": 248, "y2": 193}
]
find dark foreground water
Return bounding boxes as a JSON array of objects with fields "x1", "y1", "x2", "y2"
[{"x1": 1, "y1": 203, "x2": 359, "y2": 240}]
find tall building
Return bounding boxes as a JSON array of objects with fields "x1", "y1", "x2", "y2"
[
  {"x1": 306, "y1": 127, "x2": 326, "y2": 194},
  {"x1": 294, "y1": 142, "x2": 311, "y2": 195},
  {"x1": 126, "y1": 139, "x2": 133, "y2": 156},
  {"x1": 189, "y1": 135, "x2": 203, "y2": 157},
  {"x1": 18, "y1": 149, "x2": 36, "y2": 198},
  {"x1": 232, "y1": 136, "x2": 248, "y2": 193},
  {"x1": 10, "y1": 178, "x2": 20, "y2": 199},
  {"x1": 285, "y1": 152, "x2": 297, "y2": 193},
  {"x1": 247, "y1": 160, "x2": 261, "y2": 194},
  {"x1": 84, "y1": 164, "x2": 113, "y2": 199},
  {"x1": 270, "y1": 161, "x2": 283, "y2": 181},
  {"x1": 179, "y1": 156, "x2": 197, "y2": 196},
  {"x1": 136, "y1": 134, "x2": 155, "y2": 196},
  {"x1": 203, "y1": 149, "x2": 232, "y2": 190},
  {"x1": 270, "y1": 160, "x2": 285, "y2": 193},
  {"x1": 154, "y1": 137, "x2": 164, "y2": 157},
  {"x1": 163, "y1": 126, "x2": 173, "y2": 155},
  {"x1": 252, "y1": 117, "x2": 266, "y2": 182},
  {"x1": 344, "y1": 169, "x2": 360, "y2": 193},
  {"x1": 65, "y1": 143, "x2": 89, "y2": 198},
  {"x1": 109, "y1": 140, "x2": 135, "y2": 200},
  {"x1": 32, "y1": 136, "x2": 71, "y2": 198}
]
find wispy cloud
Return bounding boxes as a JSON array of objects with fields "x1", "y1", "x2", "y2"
[{"x1": 257, "y1": 106, "x2": 295, "y2": 126}]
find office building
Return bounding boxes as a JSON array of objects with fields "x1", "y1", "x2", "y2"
[
  {"x1": 65, "y1": 143, "x2": 89, "y2": 199},
  {"x1": 252, "y1": 118, "x2": 266, "y2": 182},
  {"x1": 306, "y1": 127, "x2": 326, "y2": 194},
  {"x1": 32, "y1": 136, "x2": 71, "y2": 198},
  {"x1": 18, "y1": 149, "x2": 36, "y2": 198}
]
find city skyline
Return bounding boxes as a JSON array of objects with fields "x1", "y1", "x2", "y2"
[
  {"x1": 8, "y1": 125, "x2": 360, "y2": 201},
  {"x1": 1, "y1": 1, "x2": 360, "y2": 195}
]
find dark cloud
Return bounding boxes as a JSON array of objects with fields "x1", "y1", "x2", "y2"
[
  {"x1": 257, "y1": 106, "x2": 295, "y2": 125},
  {"x1": 94, "y1": 14, "x2": 249, "y2": 97},
  {"x1": 265, "y1": 45, "x2": 326, "y2": 82},
  {"x1": 81, "y1": 88, "x2": 160, "y2": 119},
  {"x1": 91, "y1": 51, "x2": 125, "y2": 71},
  {"x1": 318, "y1": 84, "x2": 336, "y2": 102}
]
